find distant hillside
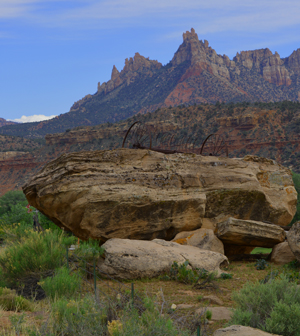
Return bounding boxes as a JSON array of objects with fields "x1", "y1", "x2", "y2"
[
  {"x1": 0, "y1": 118, "x2": 17, "y2": 128},
  {"x1": 1, "y1": 28, "x2": 300, "y2": 139}
]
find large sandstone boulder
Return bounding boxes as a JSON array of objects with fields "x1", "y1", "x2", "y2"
[
  {"x1": 217, "y1": 218, "x2": 286, "y2": 248},
  {"x1": 287, "y1": 221, "x2": 300, "y2": 261},
  {"x1": 97, "y1": 238, "x2": 228, "y2": 279},
  {"x1": 22, "y1": 149, "x2": 297, "y2": 241},
  {"x1": 172, "y1": 228, "x2": 224, "y2": 254},
  {"x1": 270, "y1": 242, "x2": 296, "y2": 265},
  {"x1": 213, "y1": 325, "x2": 280, "y2": 336}
]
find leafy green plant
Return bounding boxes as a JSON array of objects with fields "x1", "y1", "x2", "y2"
[
  {"x1": 206, "y1": 310, "x2": 212, "y2": 321},
  {"x1": 254, "y1": 259, "x2": 268, "y2": 270},
  {"x1": 230, "y1": 275, "x2": 300, "y2": 335},
  {"x1": 220, "y1": 273, "x2": 233, "y2": 279},
  {"x1": 39, "y1": 266, "x2": 81, "y2": 300}
]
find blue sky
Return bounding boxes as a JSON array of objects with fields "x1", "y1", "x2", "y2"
[{"x1": 1, "y1": 0, "x2": 300, "y2": 123}]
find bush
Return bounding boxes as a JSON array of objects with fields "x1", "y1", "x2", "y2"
[
  {"x1": 39, "y1": 266, "x2": 81, "y2": 300},
  {"x1": 50, "y1": 296, "x2": 109, "y2": 335},
  {"x1": 0, "y1": 287, "x2": 33, "y2": 311},
  {"x1": 0, "y1": 230, "x2": 66, "y2": 286},
  {"x1": 220, "y1": 273, "x2": 233, "y2": 279},
  {"x1": 0, "y1": 190, "x2": 27, "y2": 217},
  {"x1": 116, "y1": 297, "x2": 191, "y2": 336},
  {"x1": 230, "y1": 275, "x2": 300, "y2": 335},
  {"x1": 169, "y1": 261, "x2": 208, "y2": 284},
  {"x1": 254, "y1": 259, "x2": 268, "y2": 270}
]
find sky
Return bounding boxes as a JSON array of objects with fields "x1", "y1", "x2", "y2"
[{"x1": 1, "y1": 0, "x2": 300, "y2": 123}]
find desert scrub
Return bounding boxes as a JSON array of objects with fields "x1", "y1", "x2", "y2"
[
  {"x1": 115, "y1": 297, "x2": 191, "y2": 336},
  {"x1": 0, "y1": 230, "x2": 67, "y2": 286},
  {"x1": 230, "y1": 275, "x2": 300, "y2": 335},
  {"x1": 50, "y1": 295, "x2": 109, "y2": 335},
  {"x1": 0, "y1": 287, "x2": 33, "y2": 311},
  {"x1": 39, "y1": 266, "x2": 81, "y2": 300}
]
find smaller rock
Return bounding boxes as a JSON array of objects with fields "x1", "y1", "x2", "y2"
[
  {"x1": 287, "y1": 221, "x2": 300, "y2": 261},
  {"x1": 271, "y1": 242, "x2": 296, "y2": 265},
  {"x1": 200, "y1": 295, "x2": 223, "y2": 306},
  {"x1": 213, "y1": 325, "x2": 280, "y2": 335},
  {"x1": 172, "y1": 228, "x2": 224, "y2": 254},
  {"x1": 196, "y1": 307, "x2": 232, "y2": 321}
]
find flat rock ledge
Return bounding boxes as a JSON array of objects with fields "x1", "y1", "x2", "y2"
[
  {"x1": 217, "y1": 217, "x2": 286, "y2": 247},
  {"x1": 22, "y1": 149, "x2": 297, "y2": 241},
  {"x1": 97, "y1": 238, "x2": 228, "y2": 280}
]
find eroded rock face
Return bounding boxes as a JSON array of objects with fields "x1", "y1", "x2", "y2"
[
  {"x1": 22, "y1": 149, "x2": 297, "y2": 241},
  {"x1": 217, "y1": 218, "x2": 286, "y2": 248},
  {"x1": 97, "y1": 238, "x2": 228, "y2": 279}
]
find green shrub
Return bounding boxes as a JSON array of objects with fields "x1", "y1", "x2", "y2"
[
  {"x1": 230, "y1": 275, "x2": 300, "y2": 335},
  {"x1": 220, "y1": 273, "x2": 233, "y2": 279},
  {"x1": 39, "y1": 266, "x2": 81, "y2": 300},
  {"x1": 0, "y1": 287, "x2": 33, "y2": 311},
  {"x1": 50, "y1": 296, "x2": 108, "y2": 335},
  {"x1": 0, "y1": 230, "x2": 66, "y2": 285},
  {"x1": 0, "y1": 191, "x2": 27, "y2": 217}
]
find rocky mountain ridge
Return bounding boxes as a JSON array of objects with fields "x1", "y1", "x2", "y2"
[{"x1": 1, "y1": 28, "x2": 300, "y2": 138}]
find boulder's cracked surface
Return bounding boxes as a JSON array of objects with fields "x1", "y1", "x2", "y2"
[{"x1": 22, "y1": 149, "x2": 297, "y2": 241}]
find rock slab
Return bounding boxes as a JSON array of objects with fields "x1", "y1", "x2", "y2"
[
  {"x1": 22, "y1": 149, "x2": 297, "y2": 241},
  {"x1": 213, "y1": 325, "x2": 280, "y2": 336},
  {"x1": 217, "y1": 217, "x2": 286, "y2": 248},
  {"x1": 97, "y1": 238, "x2": 228, "y2": 280}
]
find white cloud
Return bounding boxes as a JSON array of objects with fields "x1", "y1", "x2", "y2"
[{"x1": 9, "y1": 114, "x2": 57, "y2": 123}]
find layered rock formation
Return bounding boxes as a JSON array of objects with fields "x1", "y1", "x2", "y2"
[
  {"x1": 217, "y1": 218, "x2": 286, "y2": 247},
  {"x1": 23, "y1": 149, "x2": 297, "y2": 242}
]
